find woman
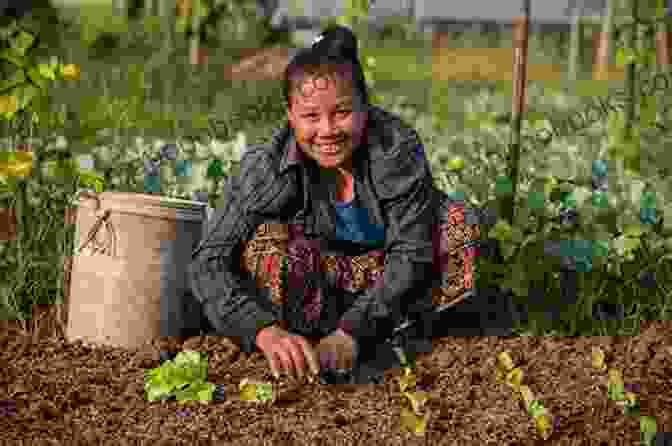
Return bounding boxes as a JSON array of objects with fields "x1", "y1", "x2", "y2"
[{"x1": 184, "y1": 25, "x2": 481, "y2": 383}]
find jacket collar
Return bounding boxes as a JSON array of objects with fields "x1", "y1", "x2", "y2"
[{"x1": 278, "y1": 127, "x2": 306, "y2": 174}]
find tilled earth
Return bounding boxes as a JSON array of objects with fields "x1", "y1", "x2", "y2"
[{"x1": 1, "y1": 304, "x2": 671, "y2": 445}]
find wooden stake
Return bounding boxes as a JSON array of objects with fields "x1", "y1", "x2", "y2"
[
  {"x1": 656, "y1": 24, "x2": 671, "y2": 67},
  {"x1": 190, "y1": 44, "x2": 208, "y2": 66},
  {"x1": 503, "y1": 1, "x2": 530, "y2": 226},
  {"x1": 594, "y1": 0, "x2": 615, "y2": 80},
  {"x1": 624, "y1": 0, "x2": 639, "y2": 142},
  {"x1": 189, "y1": 0, "x2": 203, "y2": 66},
  {"x1": 0, "y1": 207, "x2": 17, "y2": 241},
  {"x1": 511, "y1": 15, "x2": 530, "y2": 116},
  {"x1": 569, "y1": 1, "x2": 584, "y2": 80}
]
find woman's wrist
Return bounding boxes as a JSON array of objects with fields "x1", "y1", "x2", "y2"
[{"x1": 333, "y1": 328, "x2": 359, "y2": 362}]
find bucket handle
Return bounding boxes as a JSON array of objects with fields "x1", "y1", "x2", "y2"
[{"x1": 75, "y1": 192, "x2": 118, "y2": 257}]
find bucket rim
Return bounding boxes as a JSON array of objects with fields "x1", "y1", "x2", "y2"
[{"x1": 77, "y1": 192, "x2": 208, "y2": 210}]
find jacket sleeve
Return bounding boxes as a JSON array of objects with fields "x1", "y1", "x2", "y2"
[
  {"x1": 187, "y1": 147, "x2": 288, "y2": 353},
  {"x1": 336, "y1": 127, "x2": 436, "y2": 344}
]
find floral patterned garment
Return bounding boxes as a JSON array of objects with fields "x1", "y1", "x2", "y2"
[{"x1": 239, "y1": 198, "x2": 481, "y2": 336}]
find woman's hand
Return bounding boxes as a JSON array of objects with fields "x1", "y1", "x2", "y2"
[
  {"x1": 314, "y1": 329, "x2": 358, "y2": 371},
  {"x1": 255, "y1": 324, "x2": 320, "y2": 382}
]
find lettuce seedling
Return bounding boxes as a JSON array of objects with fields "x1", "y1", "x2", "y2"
[
  {"x1": 239, "y1": 379, "x2": 275, "y2": 403},
  {"x1": 144, "y1": 350, "x2": 216, "y2": 403}
]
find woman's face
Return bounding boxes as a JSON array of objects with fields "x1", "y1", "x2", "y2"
[{"x1": 286, "y1": 68, "x2": 367, "y2": 173}]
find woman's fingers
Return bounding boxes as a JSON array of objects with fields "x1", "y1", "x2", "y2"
[
  {"x1": 275, "y1": 348, "x2": 297, "y2": 380},
  {"x1": 286, "y1": 340, "x2": 307, "y2": 381},
  {"x1": 297, "y1": 337, "x2": 321, "y2": 377},
  {"x1": 264, "y1": 334, "x2": 321, "y2": 382}
]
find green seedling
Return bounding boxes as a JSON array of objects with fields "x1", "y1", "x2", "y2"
[
  {"x1": 393, "y1": 345, "x2": 429, "y2": 435},
  {"x1": 239, "y1": 379, "x2": 275, "y2": 403},
  {"x1": 591, "y1": 347, "x2": 658, "y2": 443},
  {"x1": 495, "y1": 351, "x2": 557, "y2": 440},
  {"x1": 144, "y1": 350, "x2": 216, "y2": 403}
]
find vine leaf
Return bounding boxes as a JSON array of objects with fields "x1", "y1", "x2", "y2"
[
  {"x1": 10, "y1": 31, "x2": 36, "y2": 56},
  {"x1": 13, "y1": 84, "x2": 40, "y2": 111},
  {"x1": 0, "y1": 49, "x2": 26, "y2": 67},
  {"x1": 0, "y1": 68, "x2": 26, "y2": 93},
  {"x1": 615, "y1": 47, "x2": 637, "y2": 68}
]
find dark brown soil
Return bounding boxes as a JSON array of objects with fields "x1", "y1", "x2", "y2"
[{"x1": 1, "y1": 303, "x2": 671, "y2": 445}]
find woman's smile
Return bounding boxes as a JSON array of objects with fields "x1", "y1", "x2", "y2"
[{"x1": 317, "y1": 140, "x2": 345, "y2": 154}]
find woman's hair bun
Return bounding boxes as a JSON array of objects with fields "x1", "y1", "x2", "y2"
[{"x1": 312, "y1": 24, "x2": 359, "y2": 62}]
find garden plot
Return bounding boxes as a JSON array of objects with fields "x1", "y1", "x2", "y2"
[{"x1": 0, "y1": 314, "x2": 669, "y2": 445}]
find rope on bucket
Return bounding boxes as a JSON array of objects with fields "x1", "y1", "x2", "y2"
[{"x1": 75, "y1": 192, "x2": 118, "y2": 257}]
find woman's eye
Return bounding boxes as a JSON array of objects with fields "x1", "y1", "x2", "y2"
[{"x1": 303, "y1": 111, "x2": 350, "y2": 119}]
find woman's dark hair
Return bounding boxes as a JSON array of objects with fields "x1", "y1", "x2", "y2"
[{"x1": 283, "y1": 24, "x2": 370, "y2": 108}]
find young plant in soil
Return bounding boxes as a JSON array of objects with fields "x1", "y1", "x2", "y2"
[
  {"x1": 146, "y1": 350, "x2": 277, "y2": 406},
  {"x1": 393, "y1": 345, "x2": 431, "y2": 436},
  {"x1": 495, "y1": 351, "x2": 558, "y2": 440},
  {"x1": 144, "y1": 350, "x2": 216, "y2": 403},
  {"x1": 591, "y1": 346, "x2": 658, "y2": 445}
]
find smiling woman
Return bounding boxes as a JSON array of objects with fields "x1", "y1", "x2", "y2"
[
  {"x1": 284, "y1": 25, "x2": 369, "y2": 187},
  {"x1": 165, "y1": 24, "x2": 483, "y2": 385}
]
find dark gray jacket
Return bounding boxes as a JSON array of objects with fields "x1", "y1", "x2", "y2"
[{"x1": 188, "y1": 104, "x2": 438, "y2": 353}]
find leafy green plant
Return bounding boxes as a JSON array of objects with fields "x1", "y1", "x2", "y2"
[
  {"x1": 0, "y1": 14, "x2": 107, "y2": 319},
  {"x1": 435, "y1": 56, "x2": 672, "y2": 336},
  {"x1": 425, "y1": 4, "x2": 672, "y2": 330},
  {"x1": 144, "y1": 350, "x2": 216, "y2": 403},
  {"x1": 0, "y1": 17, "x2": 80, "y2": 122},
  {"x1": 88, "y1": 129, "x2": 244, "y2": 207}
]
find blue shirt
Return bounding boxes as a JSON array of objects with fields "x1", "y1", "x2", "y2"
[{"x1": 333, "y1": 193, "x2": 385, "y2": 245}]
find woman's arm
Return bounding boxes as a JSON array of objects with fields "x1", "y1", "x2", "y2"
[
  {"x1": 336, "y1": 127, "x2": 436, "y2": 345},
  {"x1": 187, "y1": 147, "x2": 295, "y2": 353}
]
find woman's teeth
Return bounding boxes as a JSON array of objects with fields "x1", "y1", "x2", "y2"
[{"x1": 319, "y1": 143, "x2": 342, "y2": 153}]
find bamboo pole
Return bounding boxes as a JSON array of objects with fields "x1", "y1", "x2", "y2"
[
  {"x1": 189, "y1": 0, "x2": 206, "y2": 65},
  {"x1": 656, "y1": 25, "x2": 671, "y2": 67},
  {"x1": 594, "y1": 0, "x2": 615, "y2": 80},
  {"x1": 656, "y1": 0, "x2": 671, "y2": 69},
  {"x1": 569, "y1": 0, "x2": 584, "y2": 80},
  {"x1": 624, "y1": 0, "x2": 639, "y2": 141},
  {"x1": 502, "y1": 0, "x2": 530, "y2": 226}
]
